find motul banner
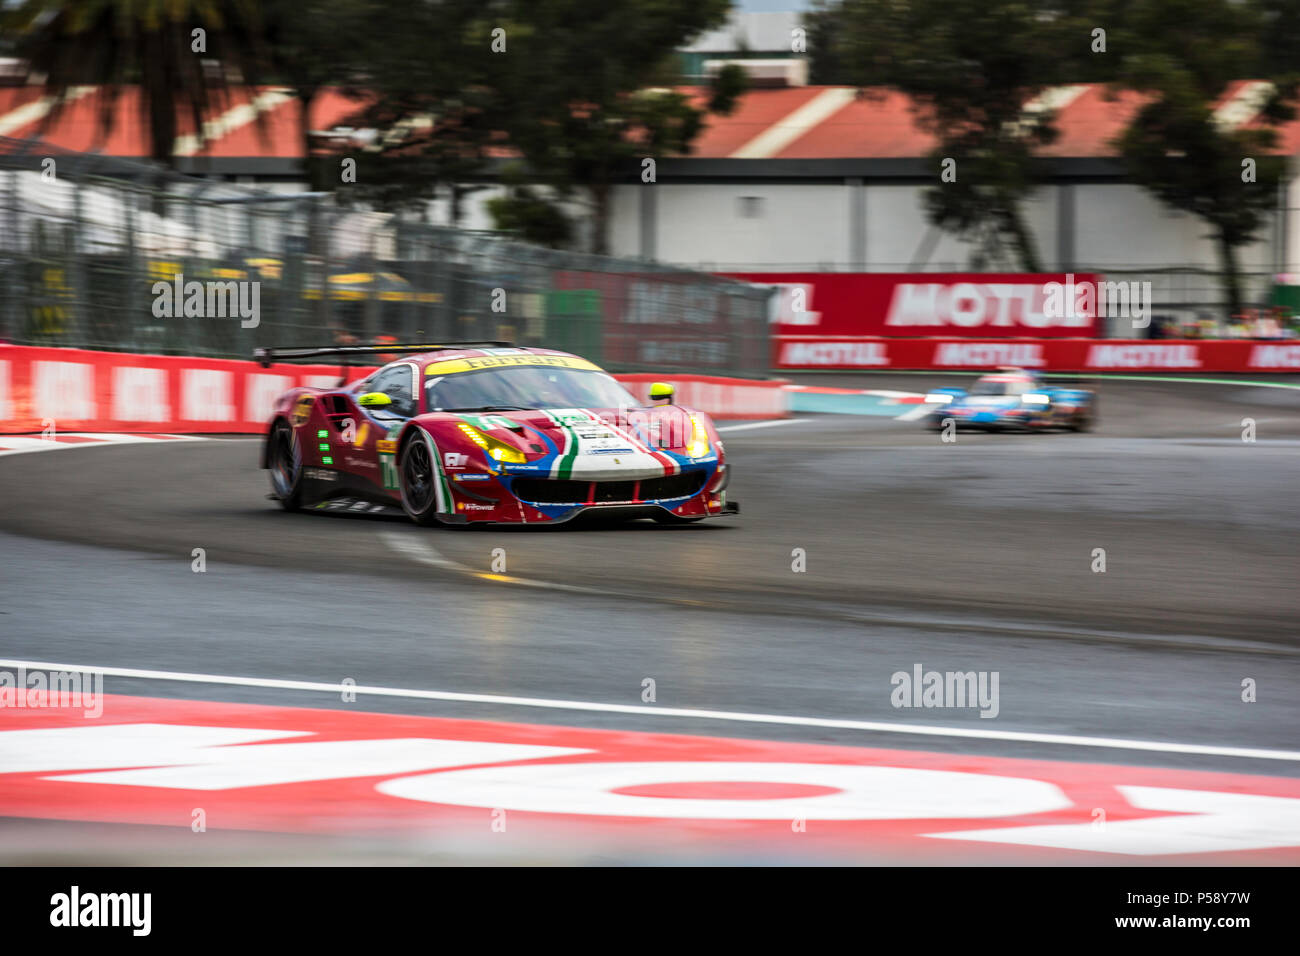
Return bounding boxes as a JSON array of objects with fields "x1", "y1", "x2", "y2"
[
  {"x1": 724, "y1": 273, "x2": 1102, "y2": 338},
  {"x1": 775, "y1": 337, "x2": 1300, "y2": 372},
  {"x1": 0, "y1": 345, "x2": 788, "y2": 434}
]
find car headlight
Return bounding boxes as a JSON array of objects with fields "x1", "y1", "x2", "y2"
[
  {"x1": 456, "y1": 422, "x2": 527, "y2": 464},
  {"x1": 925, "y1": 393, "x2": 954, "y2": 404},
  {"x1": 686, "y1": 414, "x2": 711, "y2": 458},
  {"x1": 1022, "y1": 393, "x2": 1050, "y2": 405}
]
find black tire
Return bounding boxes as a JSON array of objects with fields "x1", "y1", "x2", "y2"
[
  {"x1": 267, "y1": 419, "x2": 304, "y2": 511},
  {"x1": 399, "y1": 429, "x2": 443, "y2": 526},
  {"x1": 1069, "y1": 404, "x2": 1096, "y2": 432}
]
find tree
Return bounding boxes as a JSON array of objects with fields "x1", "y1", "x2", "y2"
[
  {"x1": 491, "y1": 0, "x2": 733, "y2": 255},
  {"x1": 708, "y1": 63, "x2": 749, "y2": 117},
  {"x1": 1256, "y1": 0, "x2": 1300, "y2": 81},
  {"x1": 486, "y1": 166, "x2": 573, "y2": 248},
  {"x1": 327, "y1": 0, "x2": 512, "y2": 218},
  {"x1": 805, "y1": 1, "x2": 851, "y2": 86},
  {"x1": 808, "y1": 0, "x2": 1081, "y2": 271},
  {"x1": 8, "y1": 0, "x2": 273, "y2": 167},
  {"x1": 1111, "y1": 0, "x2": 1297, "y2": 317},
  {"x1": 260, "y1": 0, "x2": 371, "y2": 189}
]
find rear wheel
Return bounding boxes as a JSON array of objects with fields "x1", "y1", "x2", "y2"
[
  {"x1": 267, "y1": 419, "x2": 303, "y2": 511},
  {"x1": 399, "y1": 430, "x2": 442, "y2": 526}
]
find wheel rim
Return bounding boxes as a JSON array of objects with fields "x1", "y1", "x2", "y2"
[
  {"x1": 402, "y1": 438, "x2": 435, "y2": 513},
  {"x1": 270, "y1": 425, "x2": 300, "y2": 496}
]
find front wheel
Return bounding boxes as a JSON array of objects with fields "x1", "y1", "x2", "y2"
[
  {"x1": 399, "y1": 430, "x2": 443, "y2": 526},
  {"x1": 1069, "y1": 407, "x2": 1096, "y2": 432},
  {"x1": 267, "y1": 419, "x2": 303, "y2": 511}
]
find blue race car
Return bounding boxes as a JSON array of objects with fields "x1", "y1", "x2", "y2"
[{"x1": 922, "y1": 368, "x2": 1096, "y2": 432}]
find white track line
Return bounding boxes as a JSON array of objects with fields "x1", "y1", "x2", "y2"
[
  {"x1": 2, "y1": 657, "x2": 1296, "y2": 762},
  {"x1": 0, "y1": 433, "x2": 211, "y2": 458},
  {"x1": 380, "y1": 530, "x2": 611, "y2": 595},
  {"x1": 716, "y1": 419, "x2": 800, "y2": 433},
  {"x1": 895, "y1": 404, "x2": 937, "y2": 422}
]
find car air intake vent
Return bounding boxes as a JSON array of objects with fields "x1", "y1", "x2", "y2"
[
  {"x1": 641, "y1": 472, "x2": 707, "y2": 500},
  {"x1": 511, "y1": 471, "x2": 707, "y2": 505},
  {"x1": 512, "y1": 479, "x2": 589, "y2": 503}
]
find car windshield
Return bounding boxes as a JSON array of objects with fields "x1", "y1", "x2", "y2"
[
  {"x1": 424, "y1": 365, "x2": 639, "y2": 412},
  {"x1": 970, "y1": 379, "x2": 1030, "y2": 396}
]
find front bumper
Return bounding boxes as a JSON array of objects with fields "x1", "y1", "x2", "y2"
[
  {"x1": 443, "y1": 466, "x2": 732, "y2": 523},
  {"x1": 927, "y1": 409, "x2": 1038, "y2": 429}
]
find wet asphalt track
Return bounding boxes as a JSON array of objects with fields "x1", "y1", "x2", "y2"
[{"x1": 1, "y1": 373, "x2": 1297, "y2": 795}]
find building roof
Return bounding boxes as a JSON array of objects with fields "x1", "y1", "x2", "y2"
[
  {"x1": 1, "y1": 81, "x2": 1295, "y2": 169},
  {"x1": 690, "y1": 82, "x2": 1299, "y2": 160},
  {"x1": 0, "y1": 85, "x2": 369, "y2": 159}
]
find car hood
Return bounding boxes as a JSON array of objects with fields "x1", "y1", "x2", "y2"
[
  {"x1": 955, "y1": 395, "x2": 1022, "y2": 410},
  {"x1": 431, "y1": 406, "x2": 708, "y2": 481}
]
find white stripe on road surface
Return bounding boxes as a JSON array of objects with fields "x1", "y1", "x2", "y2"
[
  {"x1": 381, "y1": 530, "x2": 611, "y2": 595},
  {"x1": 716, "y1": 419, "x2": 800, "y2": 433},
  {"x1": 0, "y1": 434, "x2": 211, "y2": 458},
  {"x1": 2, "y1": 656, "x2": 1297, "y2": 762},
  {"x1": 863, "y1": 390, "x2": 919, "y2": 400},
  {"x1": 895, "y1": 404, "x2": 938, "y2": 421}
]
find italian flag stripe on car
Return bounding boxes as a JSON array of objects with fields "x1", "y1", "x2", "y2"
[
  {"x1": 583, "y1": 409, "x2": 679, "y2": 475},
  {"x1": 543, "y1": 410, "x2": 581, "y2": 480},
  {"x1": 425, "y1": 430, "x2": 453, "y2": 514}
]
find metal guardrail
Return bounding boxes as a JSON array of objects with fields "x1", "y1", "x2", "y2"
[{"x1": 0, "y1": 137, "x2": 773, "y2": 376}]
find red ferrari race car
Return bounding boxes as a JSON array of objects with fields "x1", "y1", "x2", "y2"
[{"x1": 255, "y1": 342, "x2": 737, "y2": 526}]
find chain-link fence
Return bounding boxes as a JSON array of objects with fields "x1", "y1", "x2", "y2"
[
  {"x1": 0, "y1": 137, "x2": 773, "y2": 376},
  {"x1": 1081, "y1": 267, "x2": 1278, "y2": 336}
]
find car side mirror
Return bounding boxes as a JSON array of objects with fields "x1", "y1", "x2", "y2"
[
  {"x1": 649, "y1": 382, "x2": 675, "y2": 405},
  {"x1": 358, "y1": 392, "x2": 392, "y2": 408}
]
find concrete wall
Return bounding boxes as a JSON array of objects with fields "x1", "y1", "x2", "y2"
[{"x1": 604, "y1": 180, "x2": 1290, "y2": 277}]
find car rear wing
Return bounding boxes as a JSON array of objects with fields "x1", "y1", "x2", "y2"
[{"x1": 253, "y1": 342, "x2": 514, "y2": 368}]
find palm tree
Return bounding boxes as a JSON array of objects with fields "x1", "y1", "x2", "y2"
[{"x1": 7, "y1": 0, "x2": 271, "y2": 167}]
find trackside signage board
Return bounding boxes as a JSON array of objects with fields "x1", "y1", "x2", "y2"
[
  {"x1": 773, "y1": 337, "x2": 1300, "y2": 372},
  {"x1": 725, "y1": 273, "x2": 1103, "y2": 339},
  {"x1": 0, "y1": 346, "x2": 787, "y2": 433}
]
